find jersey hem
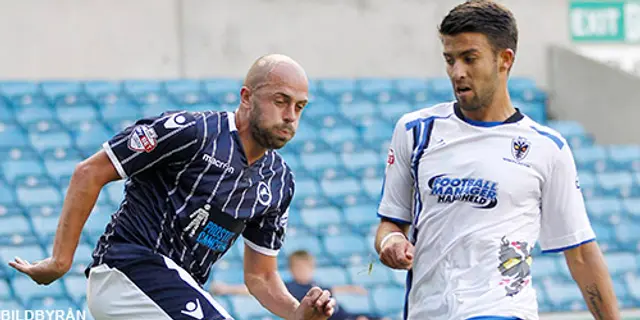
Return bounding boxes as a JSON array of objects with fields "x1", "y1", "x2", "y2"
[
  {"x1": 103, "y1": 141, "x2": 128, "y2": 179},
  {"x1": 541, "y1": 237, "x2": 595, "y2": 253},
  {"x1": 540, "y1": 228, "x2": 596, "y2": 253},
  {"x1": 244, "y1": 238, "x2": 279, "y2": 256},
  {"x1": 377, "y1": 212, "x2": 411, "y2": 225}
]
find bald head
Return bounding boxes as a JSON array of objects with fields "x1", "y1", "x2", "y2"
[{"x1": 243, "y1": 54, "x2": 308, "y2": 91}]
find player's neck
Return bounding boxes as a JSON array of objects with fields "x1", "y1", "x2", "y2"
[
  {"x1": 234, "y1": 110, "x2": 268, "y2": 166},
  {"x1": 460, "y1": 90, "x2": 516, "y2": 123}
]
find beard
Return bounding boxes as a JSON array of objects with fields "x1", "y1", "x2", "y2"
[
  {"x1": 456, "y1": 68, "x2": 499, "y2": 112},
  {"x1": 249, "y1": 101, "x2": 295, "y2": 150}
]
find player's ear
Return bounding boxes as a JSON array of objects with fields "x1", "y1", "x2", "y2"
[
  {"x1": 239, "y1": 86, "x2": 252, "y2": 109},
  {"x1": 498, "y1": 48, "x2": 515, "y2": 73}
]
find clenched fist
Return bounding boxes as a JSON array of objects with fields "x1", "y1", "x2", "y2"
[{"x1": 379, "y1": 235, "x2": 414, "y2": 270}]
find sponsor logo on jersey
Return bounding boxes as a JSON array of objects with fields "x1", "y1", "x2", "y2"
[
  {"x1": 257, "y1": 181, "x2": 272, "y2": 206},
  {"x1": 428, "y1": 174, "x2": 498, "y2": 209},
  {"x1": 202, "y1": 154, "x2": 235, "y2": 174},
  {"x1": 196, "y1": 220, "x2": 235, "y2": 253},
  {"x1": 181, "y1": 299, "x2": 204, "y2": 319},
  {"x1": 497, "y1": 236, "x2": 532, "y2": 297},
  {"x1": 387, "y1": 148, "x2": 395, "y2": 165},
  {"x1": 164, "y1": 112, "x2": 188, "y2": 129},
  {"x1": 128, "y1": 125, "x2": 158, "y2": 153}
]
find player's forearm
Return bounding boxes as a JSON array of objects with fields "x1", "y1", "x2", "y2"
[
  {"x1": 375, "y1": 218, "x2": 410, "y2": 253},
  {"x1": 245, "y1": 271, "x2": 299, "y2": 320},
  {"x1": 51, "y1": 162, "x2": 108, "y2": 271},
  {"x1": 566, "y1": 243, "x2": 620, "y2": 320}
]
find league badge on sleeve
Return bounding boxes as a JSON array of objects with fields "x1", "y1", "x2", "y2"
[
  {"x1": 387, "y1": 148, "x2": 395, "y2": 165},
  {"x1": 128, "y1": 125, "x2": 158, "y2": 153}
]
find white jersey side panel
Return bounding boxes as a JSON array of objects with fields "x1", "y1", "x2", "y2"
[{"x1": 378, "y1": 102, "x2": 595, "y2": 320}]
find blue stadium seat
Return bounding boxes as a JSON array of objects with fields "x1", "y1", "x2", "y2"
[
  {"x1": 394, "y1": 78, "x2": 430, "y2": 103},
  {"x1": 0, "y1": 102, "x2": 14, "y2": 122},
  {"x1": 323, "y1": 234, "x2": 368, "y2": 262},
  {"x1": 0, "y1": 123, "x2": 28, "y2": 149},
  {"x1": 531, "y1": 256, "x2": 560, "y2": 279},
  {"x1": 542, "y1": 278, "x2": 583, "y2": 309},
  {"x1": 122, "y1": 80, "x2": 164, "y2": 105},
  {"x1": 202, "y1": 79, "x2": 242, "y2": 105},
  {"x1": 429, "y1": 78, "x2": 455, "y2": 102},
  {"x1": 320, "y1": 125, "x2": 359, "y2": 144},
  {"x1": 317, "y1": 79, "x2": 357, "y2": 104},
  {"x1": 0, "y1": 278, "x2": 11, "y2": 300},
  {"x1": 0, "y1": 245, "x2": 46, "y2": 270},
  {"x1": 314, "y1": 266, "x2": 349, "y2": 287},
  {"x1": 304, "y1": 102, "x2": 340, "y2": 119},
  {"x1": 357, "y1": 78, "x2": 394, "y2": 103},
  {"x1": 212, "y1": 268, "x2": 244, "y2": 285},
  {"x1": 2, "y1": 159, "x2": 47, "y2": 185},
  {"x1": 229, "y1": 295, "x2": 270, "y2": 320},
  {"x1": 28, "y1": 130, "x2": 73, "y2": 153},
  {"x1": 626, "y1": 273, "x2": 640, "y2": 302},
  {"x1": 360, "y1": 118, "x2": 394, "y2": 144},
  {"x1": 608, "y1": 145, "x2": 640, "y2": 171},
  {"x1": 0, "y1": 299, "x2": 23, "y2": 311},
  {"x1": 597, "y1": 172, "x2": 634, "y2": 197},
  {"x1": 577, "y1": 171, "x2": 597, "y2": 198},
  {"x1": 347, "y1": 264, "x2": 391, "y2": 287},
  {"x1": 104, "y1": 180, "x2": 126, "y2": 204},
  {"x1": 27, "y1": 295, "x2": 77, "y2": 310},
  {"x1": 0, "y1": 215, "x2": 36, "y2": 246},
  {"x1": 371, "y1": 286, "x2": 405, "y2": 315},
  {"x1": 333, "y1": 292, "x2": 372, "y2": 315},
  {"x1": 585, "y1": 197, "x2": 622, "y2": 223},
  {"x1": 378, "y1": 102, "x2": 413, "y2": 122},
  {"x1": 44, "y1": 158, "x2": 78, "y2": 181},
  {"x1": 140, "y1": 102, "x2": 181, "y2": 118},
  {"x1": 361, "y1": 177, "x2": 383, "y2": 201},
  {"x1": 0, "y1": 81, "x2": 39, "y2": 99},
  {"x1": 300, "y1": 152, "x2": 339, "y2": 172},
  {"x1": 62, "y1": 275, "x2": 88, "y2": 303},
  {"x1": 14, "y1": 104, "x2": 56, "y2": 126},
  {"x1": 614, "y1": 220, "x2": 640, "y2": 250},
  {"x1": 292, "y1": 178, "x2": 320, "y2": 201},
  {"x1": 300, "y1": 206, "x2": 342, "y2": 229},
  {"x1": 622, "y1": 198, "x2": 640, "y2": 219},
  {"x1": 99, "y1": 98, "x2": 141, "y2": 123},
  {"x1": 591, "y1": 221, "x2": 619, "y2": 252},
  {"x1": 71, "y1": 121, "x2": 112, "y2": 152},
  {"x1": 604, "y1": 252, "x2": 636, "y2": 276},
  {"x1": 84, "y1": 206, "x2": 116, "y2": 238},
  {"x1": 84, "y1": 81, "x2": 122, "y2": 98},
  {"x1": 343, "y1": 204, "x2": 378, "y2": 229},
  {"x1": 164, "y1": 79, "x2": 210, "y2": 105},
  {"x1": 547, "y1": 120, "x2": 592, "y2": 148},
  {"x1": 339, "y1": 102, "x2": 378, "y2": 121},
  {"x1": 320, "y1": 178, "x2": 361, "y2": 198},
  {"x1": 40, "y1": 81, "x2": 83, "y2": 102},
  {"x1": 16, "y1": 184, "x2": 62, "y2": 207},
  {"x1": 280, "y1": 234, "x2": 324, "y2": 258},
  {"x1": 340, "y1": 149, "x2": 381, "y2": 173},
  {"x1": 55, "y1": 104, "x2": 98, "y2": 126},
  {"x1": 573, "y1": 146, "x2": 607, "y2": 172},
  {"x1": 0, "y1": 181, "x2": 15, "y2": 205},
  {"x1": 31, "y1": 215, "x2": 60, "y2": 242}
]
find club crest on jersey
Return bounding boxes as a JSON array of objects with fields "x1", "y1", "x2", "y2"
[
  {"x1": 511, "y1": 136, "x2": 531, "y2": 161},
  {"x1": 428, "y1": 174, "x2": 498, "y2": 209},
  {"x1": 257, "y1": 181, "x2": 272, "y2": 206},
  {"x1": 128, "y1": 125, "x2": 158, "y2": 153}
]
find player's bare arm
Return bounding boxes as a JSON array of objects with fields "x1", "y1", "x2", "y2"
[
  {"x1": 375, "y1": 218, "x2": 413, "y2": 270},
  {"x1": 243, "y1": 243, "x2": 335, "y2": 320},
  {"x1": 8, "y1": 150, "x2": 120, "y2": 284},
  {"x1": 564, "y1": 241, "x2": 620, "y2": 320}
]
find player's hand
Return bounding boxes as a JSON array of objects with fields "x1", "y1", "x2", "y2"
[
  {"x1": 8, "y1": 256, "x2": 68, "y2": 285},
  {"x1": 293, "y1": 286, "x2": 336, "y2": 320},
  {"x1": 379, "y1": 235, "x2": 414, "y2": 270}
]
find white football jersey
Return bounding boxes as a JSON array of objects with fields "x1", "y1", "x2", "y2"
[{"x1": 378, "y1": 102, "x2": 595, "y2": 320}]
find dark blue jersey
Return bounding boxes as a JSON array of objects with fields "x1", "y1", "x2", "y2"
[{"x1": 88, "y1": 111, "x2": 295, "y2": 285}]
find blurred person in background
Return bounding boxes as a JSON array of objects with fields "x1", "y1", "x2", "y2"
[
  {"x1": 212, "y1": 250, "x2": 390, "y2": 320},
  {"x1": 9, "y1": 54, "x2": 336, "y2": 320},
  {"x1": 374, "y1": 1, "x2": 620, "y2": 320}
]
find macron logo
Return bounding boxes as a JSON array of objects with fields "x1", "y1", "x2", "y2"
[
  {"x1": 181, "y1": 299, "x2": 204, "y2": 319},
  {"x1": 202, "y1": 154, "x2": 234, "y2": 174}
]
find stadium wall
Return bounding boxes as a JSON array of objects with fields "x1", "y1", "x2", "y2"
[
  {"x1": 547, "y1": 45, "x2": 640, "y2": 144},
  {"x1": 0, "y1": 0, "x2": 571, "y2": 89}
]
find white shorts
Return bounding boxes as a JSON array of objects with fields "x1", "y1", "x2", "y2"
[{"x1": 86, "y1": 255, "x2": 233, "y2": 320}]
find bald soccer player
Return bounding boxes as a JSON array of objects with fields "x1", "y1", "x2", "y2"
[{"x1": 9, "y1": 54, "x2": 336, "y2": 320}]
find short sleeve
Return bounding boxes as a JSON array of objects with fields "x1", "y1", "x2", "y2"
[
  {"x1": 103, "y1": 111, "x2": 204, "y2": 179},
  {"x1": 243, "y1": 173, "x2": 294, "y2": 256},
  {"x1": 377, "y1": 116, "x2": 414, "y2": 225},
  {"x1": 539, "y1": 143, "x2": 596, "y2": 253}
]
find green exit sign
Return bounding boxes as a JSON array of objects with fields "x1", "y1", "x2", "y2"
[{"x1": 570, "y1": 0, "x2": 640, "y2": 43}]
